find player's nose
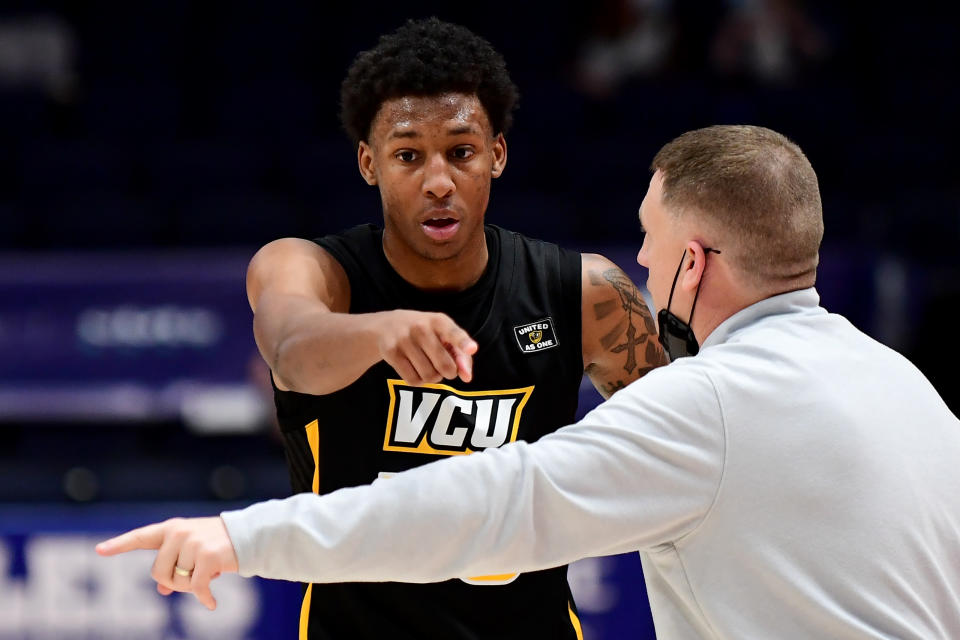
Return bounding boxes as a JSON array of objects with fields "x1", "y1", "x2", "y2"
[{"x1": 423, "y1": 154, "x2": 455, "y2": 199}]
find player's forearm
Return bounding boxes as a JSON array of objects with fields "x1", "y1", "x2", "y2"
[
  {"x1": 255, "y1": 293, "x2": 386, "y2": 395},
  {"x1": 273, "y1": 314, "x2": 387, "y2": 394}
]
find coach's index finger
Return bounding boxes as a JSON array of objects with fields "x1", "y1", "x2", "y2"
[{"x1": 95, "y1": 523, "x2": 166, "y2": 556}]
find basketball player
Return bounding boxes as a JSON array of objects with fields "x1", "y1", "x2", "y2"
[{"x1": 240, "y1": 17, "x2": 664, "y2": 640}]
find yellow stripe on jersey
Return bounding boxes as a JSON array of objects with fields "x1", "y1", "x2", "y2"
[
  {"x1": 299, "y1": 583, "x2": 314, "y2": 640},
  {"x1": 300, "y1": 420, "x2": 321, "y2": 636},
  {"x1": 305, "y1": 419, "x2": 320, "y2": 494},
  {"x1": 462, "y1": 572, "x2": 519, "y2": 585},
  {"x1": 569, "y1": 601, "x2": 584, "y2": 640}
]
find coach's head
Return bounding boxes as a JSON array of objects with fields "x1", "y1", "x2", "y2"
[{"x1": 637, "y1": 125, "x2": 824, "y2": 359}]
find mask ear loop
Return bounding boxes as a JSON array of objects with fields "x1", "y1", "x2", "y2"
[
  {"x1": 665, "y1": 249, "x2": 687, "y2": 313},
  {"x1": 686, "y1": 247, "x2": 721, "y2": 329}
]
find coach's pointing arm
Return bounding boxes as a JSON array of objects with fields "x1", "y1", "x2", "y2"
[
  {"x1": 98, "y1": 361, "x2": 723, "y2": 606},
  {"x1": 246, "y1": 238, "x2": 477, "y2": 392}
]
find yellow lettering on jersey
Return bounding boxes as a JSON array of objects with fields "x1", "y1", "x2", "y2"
[{"x1": 383, "y1": 380, "x2": 534, "y2": 456}]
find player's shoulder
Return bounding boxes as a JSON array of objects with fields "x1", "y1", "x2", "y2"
[
  {"x1": 317, "y1": 223, "x2": 381, "y2": 245},
  {"x1": 314, "y1": 224, "x2": 383, "y2": 264},
  {"x1": 252, "y1": 225, "x2": 382, "y2": 271},
  {"x1": 485, "y1": 225, "x2": 625, "y2": 264},
  {"x1": 579, "y1": 253, "x2": 640, "y2": 303},
  {"x1": 250, "y1": 237, "x2": 323, "y2": 268},
  {"x1": 247, "y1": 236, "x2": 349, "y2": 295},
  {"x1": 486, "y1": 224, "x2": 585, "y2": 264},
  {"x1": 580, "y1": 252, "x2": 622, "y2": 273}
]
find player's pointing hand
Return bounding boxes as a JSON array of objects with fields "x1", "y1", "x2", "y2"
[
  {"x1": 96, "y1": 516, "x2": 239, "y2": 611},
  {"x1": 378, "y1": 310, "x2": 478, "y2": 385}
]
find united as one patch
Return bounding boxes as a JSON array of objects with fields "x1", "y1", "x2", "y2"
[{"x1": 513, "y1": 317, "x2": 559, "y2": 353}]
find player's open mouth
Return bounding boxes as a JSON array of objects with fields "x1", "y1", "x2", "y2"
[
  {"x1": 421, "y1": 218, "x2": 461, "y2": 241},
  {"x1": 424, "y1": 218, "x2": 457, "y2": 228}
]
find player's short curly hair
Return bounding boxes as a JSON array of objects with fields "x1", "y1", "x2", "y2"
[{"x1": 340, "y1": 17, "x2": 519, "y2": 146}]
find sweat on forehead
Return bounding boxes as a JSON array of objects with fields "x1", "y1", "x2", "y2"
[{"x1": 370, "y1": 94, "x2": 493, "y2": 139}]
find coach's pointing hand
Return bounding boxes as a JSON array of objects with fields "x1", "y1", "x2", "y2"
[
  {"x1": 96, "y1": 517, "x2": 239, "y2": 611},
  {"x1": 378, "y1": 310, "x2": 478, "y2": 385}
]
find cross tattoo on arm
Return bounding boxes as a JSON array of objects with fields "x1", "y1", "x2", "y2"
[{"x1": 599, "y1": 268, "x2": 659, "y2": 374}]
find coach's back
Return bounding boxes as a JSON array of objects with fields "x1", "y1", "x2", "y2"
[{"x1": 645, "y1": 287, "x2": 960, "y2": 639}]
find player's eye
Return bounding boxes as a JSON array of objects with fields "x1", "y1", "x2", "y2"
[
  {"x1": 450, "y1": 146, "x2": 474, "y2": 160},
  {"x1": 396, "y1": 150, "x2": 417, "y2": 162}
]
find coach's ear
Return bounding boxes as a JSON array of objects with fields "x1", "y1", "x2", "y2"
[
  {"x1": 358, "y1": 141, "x2": 377, "y2": 186},
  {"x1": 491, "y1": 133, "x2": 507, "y2": 179},
  {"x1": 680, "y1": 242, "x2": 708, "y2": 293}
]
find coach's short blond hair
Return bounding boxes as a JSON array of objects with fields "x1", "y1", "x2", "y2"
[{"x1": 652, "y1": 125, "x2": 823, "y2": 290}]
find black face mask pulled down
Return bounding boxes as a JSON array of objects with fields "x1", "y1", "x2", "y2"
[{"x1": 656, "y1": 248, "x2": 720, "y2": 360}]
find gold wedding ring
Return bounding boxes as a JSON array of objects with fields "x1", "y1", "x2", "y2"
[{"x1": 174, "y1": 565, "x2": 194, "y2": 578}]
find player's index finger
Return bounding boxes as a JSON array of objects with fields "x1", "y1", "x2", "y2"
[
  {"x1": 95, "y1": 523, "x2": 165, "y2": 556},
  {"x1": 439, "y1": 322, "x2": 477, "y2": 355}
]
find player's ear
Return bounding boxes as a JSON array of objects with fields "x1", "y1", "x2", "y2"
[
  {"x1": 491, "y1": 133, "x2": 507, "y2": 178},
  {"x1": 358, "y1": 141, "x2": 377, "y2": 186}
]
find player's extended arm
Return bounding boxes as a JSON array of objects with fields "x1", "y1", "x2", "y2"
[
  {"x1": 248, "y1": 238, "x2": 477, "y2": 394},
  {"x1": 580, "y1": 254, "x2": 668, "y2": 398}
]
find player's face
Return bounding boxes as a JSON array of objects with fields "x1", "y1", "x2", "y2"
[
  {"x1": 359, "y1": 93, "x2": 507, "y2": 262},
  {"x1": 636, "y1": 171, "x2": 686, "y2": 313}
]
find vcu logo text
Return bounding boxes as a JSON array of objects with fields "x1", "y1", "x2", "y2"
[{"x1": 383, "y1": 380, "x2": 534, "y2": 456}]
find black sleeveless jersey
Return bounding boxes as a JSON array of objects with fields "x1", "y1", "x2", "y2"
[{"x1": 273, "y1": 224, "x2": 585, "y2": 640}]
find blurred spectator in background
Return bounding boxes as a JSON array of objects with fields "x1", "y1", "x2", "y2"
[
  {"x1": 711, "y1": 0, "x2": 829, "y2": 84},
  {"x1": 573, "y1": 0, "x2": 830, "y2": 97},
  {"x1": 575, "y1": 0, "x2": 675, "y2": 97},
  {"x1": 0, "y1": 14, "x2": 77, "y2": 98}
]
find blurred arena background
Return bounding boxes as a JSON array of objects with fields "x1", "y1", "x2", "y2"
[{"x1": 0, "y1": 1, "x2": 957, "y2": 638}]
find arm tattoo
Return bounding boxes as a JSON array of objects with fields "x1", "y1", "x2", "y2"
[
  {"x1": 601, "y1": 379, "x2": 626, "y2": 395},
  {"x1": 597, "y1": 268, "x2": 659, "y2": 374}
]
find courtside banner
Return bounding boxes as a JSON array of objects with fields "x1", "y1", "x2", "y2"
[{"x1": 0, "y1": 251, "x2": 267, "y2": 429}]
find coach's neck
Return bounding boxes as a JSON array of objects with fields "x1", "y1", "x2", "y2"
[{"x1": 692, "y1": 261, "x2": 817, "y2": 347}]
